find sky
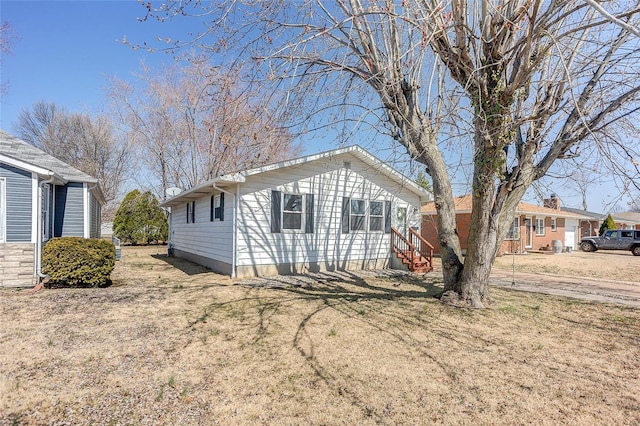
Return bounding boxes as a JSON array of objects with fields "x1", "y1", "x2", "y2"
[{"x1": 0, "y1": 1, "x2": 635, "y2": 212}]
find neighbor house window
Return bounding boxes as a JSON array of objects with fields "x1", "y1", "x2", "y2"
[
  {"x1": 210, "y1": 193, "x2": 224, "y2": 222},
  {"x1": 186, "y1": 201, "x2": 195, "y2": 223},
  {"x1": 350, "y1": 199, "x2": 366, "y2": 231},
  {"x1": 369, "y1": 201, "x2": 383, "y2": 231},
  {"x1": 0, "y1": 178, "x2": 5, "y2": 243},
  {"x1": 506, "y1": 217, "x2": 520, "y2": 240},
  {"x1": 536, "y1": 218, "x2": 545, "y2": 236},
  {"x1": 550, "y1": 217, "x2": 557, "y2": 232},
  {"x1": 283, "y1": 193, "x2": 303, "y2": 230}
]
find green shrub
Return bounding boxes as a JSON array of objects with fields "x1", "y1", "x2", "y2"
[
  {"x1": 599, "y1": 213, "x2": 617, "y2": 236},
  {"x1": 42, "y1": 238, "x2": 116, "y2": 287}
]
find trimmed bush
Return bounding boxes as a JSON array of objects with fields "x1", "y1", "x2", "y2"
[{"x1": 42, "y1": 237, "x2": 116, "y2": 287}]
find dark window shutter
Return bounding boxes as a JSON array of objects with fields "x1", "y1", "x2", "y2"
[
  {"x1": 271, "y1": 190, "x2": 281, "y2": 233},
  {"x1": 187, "y1": 202, "x2": 190, "y2": 223},
  {"x1": 210, "y1": 195, "x2": 214, "y2": 222},
  {"x1": 219, "y1": 193, "x2": 224, "y2": 221},
  {"x1": 305, "y1": 194, "x2": 314, "y2": 234},
  {"x1": 191, "y1": 201, "x2": 195, "y2": 223},
  {"x1": 342, "y1": 197, "x2": 350, "y2": 234},
  {"x1": 384, "y1": 200, "x2": 392, "y2": 233}
]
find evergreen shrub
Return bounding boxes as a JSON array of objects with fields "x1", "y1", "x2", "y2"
[{"x1": 42, "y1": 237, "x2": 116, "y2": 287}]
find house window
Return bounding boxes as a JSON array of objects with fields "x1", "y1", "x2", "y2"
[
  {"x1": 369, "y1": 201, "x2": 383, "y2": 231},
  {"x1": 350, "y1": 199, "x2": 366, "y2": 231},
  {"x1": 271, "y1": 190, "x2": 314, "y2": 233},
  {"x1": 210, "y1": 193, "x2": 224, "y2": 222},
  {"x1": 506, "y1": 217, "x2": 520, "y2": 240},
  {"x1": 536, "y1": 218, "x2": 545, "y2": 236},
  {"x1": 550, "y1": 217, "x2": 557, "y2": 232},
  {"x1": 186, "y1": 201, "x2": 195, "y2": 223},
  {"x1": 0, "y1": 178, "x2": 5, "y2": 243},
  {"x1": 42, "y1": 184, "x2": 51, "y2": 241},
  {"x1": 283, "y1": 193, "x2": 303, "y2": 230}
]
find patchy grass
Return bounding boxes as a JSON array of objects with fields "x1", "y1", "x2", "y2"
[{"x1": 0, "y1": 246, "x2": 639, "y2": 425}]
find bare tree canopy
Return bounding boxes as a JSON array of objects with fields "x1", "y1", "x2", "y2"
[
  {"x1": 108, "y1": 60, "x2": 300, "y2": 199},
  {"x1": 138, "y1": 0, "x2": 640, "y2": 307},
  {"x1": 16, "y1": 101, "x2": 131, "y2": 219}
]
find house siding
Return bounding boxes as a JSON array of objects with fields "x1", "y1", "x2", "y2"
[
  {"x1": 90, "y1": 193, "x2": 101, "y2": 238},
  {"x1": 54, "y1": 182, "x2": 85, "y2": 237},
  {"x1": 0, "y1": 163, "x2": 33, "y2": 242},
  {"x1": 169, "y1": 191, "x2": 234, "y2": 273},
  {"x1": 235, "y1": 156, "x2": 421, "y2": 276}
]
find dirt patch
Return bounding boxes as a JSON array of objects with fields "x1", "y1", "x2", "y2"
[{"x1": 1, "y1": 246, "x2": 639, "y2": 425}]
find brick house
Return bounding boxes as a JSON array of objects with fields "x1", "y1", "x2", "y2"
[{"x1": 422, "y1": 194, "x2": 590, "y2": 255}]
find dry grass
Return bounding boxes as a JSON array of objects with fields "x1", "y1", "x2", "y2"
[{"x1": 1, "y1": 246, "x2": 639, "y2": 425}]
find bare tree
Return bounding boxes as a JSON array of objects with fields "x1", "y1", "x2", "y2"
[
  {"x1": 108, "y1": 60, "x2": 300, "y2": 199},
  {"x1": 138, "y1": 1, "x2": 640, "y2": 307},
  {"x1": 16, "y1": 101, "x2": 131, "y2": 219}
]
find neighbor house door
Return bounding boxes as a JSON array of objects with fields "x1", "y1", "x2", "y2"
[
  {"x1": 565, "y1": 225, "x2": 576, "y2": 250},
  {"x1": 524, "y1": 217, "x2": 533, "y2": 248}
]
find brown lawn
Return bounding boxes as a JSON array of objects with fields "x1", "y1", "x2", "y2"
[{"x1": 1, "y1": 246, "x2": 639, "y2": 425}]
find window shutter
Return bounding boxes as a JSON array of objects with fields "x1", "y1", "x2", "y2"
[
  {"x1": 305, "y1": 194, "x2": 314, "y2": 234},
  {"x1": 220, "y1": 193, "x2": 225, "y2": 221},
  {"x1": 187, "y1": 202, "x2": 190, "y2": 223},
  {"x1": 191, "y1": 201, "x2": 195, "y2": 223},
  {"x1": 210, "y1": 195, "x2": 214, "y2": 222},
  {"x1": 271, "y1": 190, "x2": 281, "y2": 233},
  {"x1": 342, "y1": 197, "x2": 350, "y2": 234},
  {"x1": 384, "y1": 200, "x2": 392, "y2": 233}
]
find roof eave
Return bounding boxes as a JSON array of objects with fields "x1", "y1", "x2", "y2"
[{"x1": 160, "y1": 174, "x2": 245, "y2": 208}]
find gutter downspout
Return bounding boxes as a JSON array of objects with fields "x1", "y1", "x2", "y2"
[
  {"x1": 36, "y1": 173, "x2": 56, "y2": 283},
  {"x1": 213, "y1": 183, "x2": 238, "y2": 279}
]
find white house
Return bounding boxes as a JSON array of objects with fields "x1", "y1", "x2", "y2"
[{"x1": 161, "y1": 146, "x2": 433, "y2": 278}]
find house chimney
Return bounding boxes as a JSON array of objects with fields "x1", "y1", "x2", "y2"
[{"x1": 543, "y1": 194, "x2": 560, "y2": 210}]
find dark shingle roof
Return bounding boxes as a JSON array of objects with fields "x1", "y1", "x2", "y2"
[{"x1": 0, "y1": 130, "x2": 97, "y2": 183}]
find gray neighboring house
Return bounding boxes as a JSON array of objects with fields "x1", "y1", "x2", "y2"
[
  {"x1": 0, "y1": 131, "x2": 105, "y2": 287},
  {"x1": 561, "y1": 207, "x2": 640, "y2": 236}
]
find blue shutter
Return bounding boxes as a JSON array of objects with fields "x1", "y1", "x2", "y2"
[
  {"x1": 384, "y1": 200, "x2": 392, "y2": 233},
  {"x1": 342, "y1": 197, "x2": 350, "y2": 234},
  {"x1": 219, "y1": 193, "x2": 224, "y2": 221},
  {"x1": 271, "y1": 190, "x2": 281, "y2": 233},
  {"x1": 305, "y1": 194, "x2": 314, "y2": 234}
]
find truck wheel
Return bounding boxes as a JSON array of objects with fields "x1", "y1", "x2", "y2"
[
  {"x1": 581, "y1": 241, "x2": 596, "y2": 252},
  {"x1": 632, "y1": 246, "x2": 640, "y2": 256}
]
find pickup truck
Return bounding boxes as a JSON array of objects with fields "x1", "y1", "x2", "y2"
[{"x1": 580, "y1": 229, "x2": 640, "y2": 256}]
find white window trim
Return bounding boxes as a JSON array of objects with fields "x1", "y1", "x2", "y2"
[
  {"x1": 506, "y1": 216, "x2": 520, "y2": 240},
  {"x1": 187, "y1": 201, "x2": 196, "y2": 224},
  {"x1": 0, "y1": 177, "x2": 6, "y2": 243},
  {"x1": 536, "y1": 217, "x2": 545, "y2": 236},
  {"x1": 350, "y1": 198, "x2": 367, "y2": 232},
  {"x1": 282, "y1": 193, "x2": 304, "y2": 231},
  {"x1": 42, "y1": 183, "x2": 51, "y2": 242},
  {"x1": 211, "y1": 195, "x2": 223, "y2": 222},
  {"x1": 369, "y1": 200, "x2": 384, "y2": 232},
  {"x1": 550, "y1": 217, "x2": 557, "y2": 232}
]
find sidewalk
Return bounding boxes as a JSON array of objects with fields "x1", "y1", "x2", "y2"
[{"x1": 490, "y1": 269, "x2": 640, "y2": 307}]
